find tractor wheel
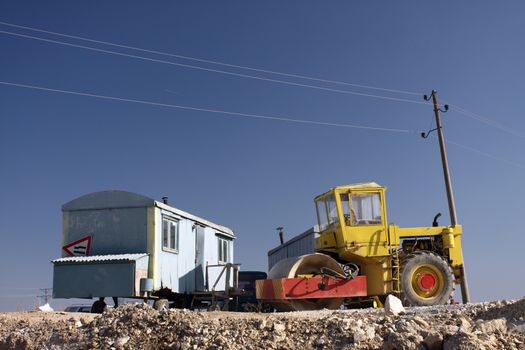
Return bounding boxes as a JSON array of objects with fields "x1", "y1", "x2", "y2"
[
  {"x1": 400, "y1": 251, "x2": 454, "y2": 306},
  {"x1": 153, "y1": 298, "x2": 170, "y2": 312}
]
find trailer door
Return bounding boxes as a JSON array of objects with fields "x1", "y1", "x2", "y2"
[{"x1": 195, "y1": 225, "x2": 206, "y2": 291}]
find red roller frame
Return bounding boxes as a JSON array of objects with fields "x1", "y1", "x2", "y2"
[{"x1": 256, "y1": 275, "x2": 367, "y2": 301}]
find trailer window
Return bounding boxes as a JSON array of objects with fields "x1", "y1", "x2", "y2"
[
  {"x1": 350, "y1": 193, "x2": 382, "y2": 225},
  {"x1": 162, "y1": 217, "x2": 179, "y2": 252},
  {"x1": 218, "y1": 237, "x2": 230, "y2": 263}
]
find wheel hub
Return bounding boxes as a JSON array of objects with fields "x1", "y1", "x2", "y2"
[
  {"x1": 410, "y1": 264, "x2": 443, "y2": 299},
  {"x1": 418, "y1": 273, "x2": 436, "y2": 290}
]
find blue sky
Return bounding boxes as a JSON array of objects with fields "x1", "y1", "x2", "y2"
[{"x1": 1, "y1": 1, "x2": 524, "y2": 311}]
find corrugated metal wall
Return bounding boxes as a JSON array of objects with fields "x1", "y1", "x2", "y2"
[{"x1": 267, "y1": 227, "x2": 317, "y2": 271}]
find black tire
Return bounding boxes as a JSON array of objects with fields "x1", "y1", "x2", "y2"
[
  {"x1": 400, "y1": 251, "x2": 454, "y2": 306},
  {"x1": 153, "y1": 298, "x2": 170, "y2": 311},
  {"x1": 90, "y1": 299, "x2": 107, "y2": 314}
]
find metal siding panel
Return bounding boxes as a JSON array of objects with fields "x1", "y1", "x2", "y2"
[
  {"x1": 157, "y1": 213, "x2": 178, "y2": 292},
  {"x1": 64, "y1": 207, "x2": 148, "y2": 256},
  {"x1": 53, "y1": 262, "x2": 135, "y2": 298},
  {"x1": 194, "y1": 225, "x2": 206, "y2": 292},
  {"x1": 205, "y1": 227, "x2": 231, "y2": 291},
  {"x1": 62, "y1": 190, "x2": 154, "y2": 211},
  {"x1": 268, "y1": 229, "x2": 316, "y2": 271},
  {"x1": 177, "y1": 219, "x2": 196, "y2": 293}
]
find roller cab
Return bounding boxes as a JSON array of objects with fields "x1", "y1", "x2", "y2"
[{"x1": 259, "y1": 182, "x2": 467, "y2": 311}]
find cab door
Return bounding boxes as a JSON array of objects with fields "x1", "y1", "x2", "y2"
[{"x1": 338, "y1": 189, "x2": 389, "y2": 258}]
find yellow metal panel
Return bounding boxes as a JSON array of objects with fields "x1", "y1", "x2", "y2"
[
  {"x1": 147, "y1": 207, "x2": 158, "y2": 285},
  {"x1": 448, "y1": 228, "x2": 464, "y2": 271},
  {"x1": 360, "y1": 259, "x2": 391, "y2": 296},
  {"x1": 396, "y1": 226, "x2": 452, "y2": 238},
  {"x1": 61, "y1": 211, "x2": 69, "y2": 257}
]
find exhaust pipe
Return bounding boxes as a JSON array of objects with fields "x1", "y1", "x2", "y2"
[{"x1": 276, "y1": 227, "x2": 284, "y2": 245}]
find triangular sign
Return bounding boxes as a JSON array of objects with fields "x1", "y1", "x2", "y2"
[{"x1": 63, "y1": 235, "x2": 92, "y2": 256}]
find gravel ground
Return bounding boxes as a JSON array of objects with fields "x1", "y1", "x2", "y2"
[{"x1": 1, "y1": 298, "x2": 524, "y2": 349}]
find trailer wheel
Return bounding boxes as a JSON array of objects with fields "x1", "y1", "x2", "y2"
[
  {"x1": 153, "y1": 299, "x2": 170, "y2": 312},
  {"x1": 400, "y1": 251, "x2": 454, "y2": 306}
]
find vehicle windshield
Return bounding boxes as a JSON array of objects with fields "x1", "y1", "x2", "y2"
[{"x1": 349, "y1": 193, "x2": 382, "y2": 225}]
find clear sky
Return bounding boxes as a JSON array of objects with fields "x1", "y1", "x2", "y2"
[{"x1": 1, "y1": 1, "x2": 524, "y2": 311}]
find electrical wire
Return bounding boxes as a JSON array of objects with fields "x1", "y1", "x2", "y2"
[
  {"x1": 446, "y1": 138, "x2": 525, "y2": 170},
  {"x1": 0, "y1": 30, "x2": 431, "y2": 107},
  {"x1": 2, "y1": 80, "x2": 524, "y2": 170},
  {"x1": 0, "y1": 20, "x2": 422, "y2": 96},
  {"x1": 448, "y1": 104, "x2": 525, "y2": 139},
  {"x1": 3, "y1": 22, "x2": 525, "y2": 141},
  {"x1": 2, "y1": 80, "x2": 523, "y2": 170},
  {"x1": 0, "y1": 81, "x2": 413, "y2": 133}
]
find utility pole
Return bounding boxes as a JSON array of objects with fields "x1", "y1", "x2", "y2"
[
  {"x1": 423, "y1": 90, "x2": 471, "y2": 303},
  {"x1": 37, "y1": 288, "x2": 52, "y2": 305}
]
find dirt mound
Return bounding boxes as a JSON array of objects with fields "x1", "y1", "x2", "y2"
[{"x1": 1, "y1": 299, "x2": 525, "y2": 349}]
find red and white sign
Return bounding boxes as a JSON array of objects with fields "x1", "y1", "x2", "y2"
[{"x1": 63, "y1": 235, "x2": 92, "y2": 256}]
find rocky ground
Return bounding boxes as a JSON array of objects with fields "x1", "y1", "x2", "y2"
[{"x1": 1, "y1": 298, "x2": 524, "y2": 350}]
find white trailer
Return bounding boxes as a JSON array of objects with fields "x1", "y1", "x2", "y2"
[{"x1": 52, "y1": 190, "x2": 239, "y2": 310}]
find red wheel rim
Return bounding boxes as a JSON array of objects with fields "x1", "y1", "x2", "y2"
[{"x1": 419, "y1": 273, "x2": 436, "y2": 290}]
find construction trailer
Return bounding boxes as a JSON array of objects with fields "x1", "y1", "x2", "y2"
[{"x1": 52, "y1": 190, "x2": 240, "y2": 310}]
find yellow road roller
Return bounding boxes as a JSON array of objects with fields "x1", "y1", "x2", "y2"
[{"x1": 257, "y1": 182, "x2": 468, "y2": 310}]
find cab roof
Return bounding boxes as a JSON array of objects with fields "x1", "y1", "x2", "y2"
[
  {"x1": 315, "y1": 182, "x2": 385, "y2": 199},
  {"x1": 335, "y1": 182, "x2": 384, "y2": 190}
]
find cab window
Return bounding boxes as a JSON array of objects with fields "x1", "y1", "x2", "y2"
[
  {"x1": 341, "y1": 192, "x2": 382, "y2": 226},
  {"x1": 316, "y1": 194, "x2": 339, "y2": 230},
  {"x1": 350, "y1": 193, "x2": 382, "y2": 225},
  {"x1": 316, "y1": 200, "x2": 328, "y2": 231},
  {"x1": 325, "y1": 194, "x2": 339, "y2": 226}
]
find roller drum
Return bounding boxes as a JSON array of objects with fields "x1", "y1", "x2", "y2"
[{"x1": 268, "y1": 253, "x2": 344, "y2": 311}]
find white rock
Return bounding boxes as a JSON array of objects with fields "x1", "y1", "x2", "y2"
[
  {"x1": 353, "y1": 329, "x2": 367, "y2": 343},
  {"x1": 38, "y1": 303, "x2": 54, "y2": 312},
  {"x1": 365, "y1": 326, "x2": 375, "y2": 339},
  {"x1": 353, "y1": 326, "x2": 375, "y2": 343},
  {"x1": 384, "y1": 295, "x2": 405, "y2": 315},
  {"x1": 475, "y1": 318, "x2": 507, "y2": 333},
  {"x1": 273, "y1": 323, "x2": 286, "y2": 333},
  {"x1": 113, "y1": 336, "x2": 130, "y2": 348}
]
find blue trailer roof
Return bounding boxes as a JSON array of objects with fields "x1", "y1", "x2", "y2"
[{"x1": 62, "y1": 190, "x2": 234, "y2": 237}]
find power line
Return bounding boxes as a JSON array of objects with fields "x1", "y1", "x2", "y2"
[
  {"x1": 0, "y1": 20, "x2": 422, "y2": 96},
  {"x1": 0, "y1": 30, "x2": 431, "y2": 107},
  {"x1": 0, "y1": 81, "x2": 413, "y2": 133},
  {"x1": 446, "y1": 138, "x2": 525, "y2": 170},
  {"x1": 3, "y1": 22, "x2": 524, "y2": 142},
  {"x1": 448, "y1": 104, "x2": 525, "y2": 139},
  {"x1": 2, "y1": 80, "x2": 523, "y2": 171},
  {"x1": 0, "y1": 287, "x2": 39, "y2": 290}
]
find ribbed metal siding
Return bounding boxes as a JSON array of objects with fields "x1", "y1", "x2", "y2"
[
  {"x1": 52, "y1": 253, "x2": 148, "y2": 264},
  {"x1": 267, "y1": 228, "x2": 316, "y2": 271}
]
